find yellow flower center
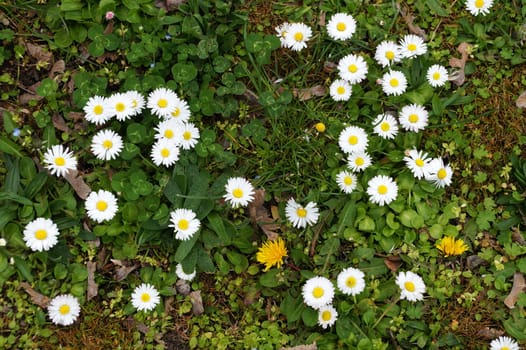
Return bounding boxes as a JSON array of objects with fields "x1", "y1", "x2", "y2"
[
  {"x1": 164, "y1": 130, "x2": 174, "y2": 139},
  {"x1": 475, "y1": 0, "x2": 484, "y2": 8},
  {"x1": 336, "y1": 86, "x2": 345, "y2": 95},
  {"x1": 437, "y1": 168, "x2": 447, "y2": 180},
  {"x1": 346, "y1": 276, "x2": 357, "y2": 288},
  {"x1": 54, "y1": 157, "x2": 66, "y2": 166},
  {"x1": 93, "y1": 105, "x2": 104, "y2": 115},
  {"x1": 171, "y1": 107, "x2": 180, "y2": 117},
  {"x1": 232, "y1": 188, "x2": 243, "y2": 198},
  {"x1": 336, "y1": 22, "x2": 346, "y2": 31},
  {"x1": 59, "y1": 304, "x2": 70, "y2": 315},
  {"x1": 415, "y1": 158, "x2": 424, "y2": 167},
  {"x1": 348, "y1": 64, "x2": 358, "y2": 73},
  {"x1": 161, "y1": 148, "x2": 170, "y2": 158},
  {"x1": 296, "y1": 208, "x2": 307, "y2": 218},
  {"x1": 377, "y1": 185, "x2": 388, "y2": 195},
  {"x1": 35, "y1": 229, "x2": 47, "y2": 241},
  {"x1": 355, "y1": 157, "x2": 364, "y2": 166},
  {"x1": 321, "y1": 310, "x2": 332, "y2": 321},
  {"x1": 348, "y1": 135, "x2": 358, "y2": 145},
  {"x1": 115, "y1": 102, "x2": 125, "y2": 112},
  {"x1": 385, "y1": 51, "x2": 395, "y2": 60},
  {"x1": 501, "y1": 347, "x2": 509, "y2": 350},
  {"x1": 432, "y1": 72, "x2": 441, "y2": 80},
  {"x1": 132, "y1": 100, "x2": 138, "y2": 108},
  {"x1": 183, "y1": 131, "x2": 192, "y2": 140},
  {"x1": 315, "y1": 123, "x2": 326, "y2": 132},
  {"x1": 408, "y1": 114, "x2": 419, "y2": 123},
  {"x1": 404, "y1": 281, "x2": 415, "y2": 292},
  {"x1": 312, "y1": 286, "x2": 324, "y2": 298},
  {"x1": 178, "y1": 219, "x2": 189, "y2": 230},
  {"x1": 141, "y1": 293, "x2": 151, "y2": 303},
  {"x1": 102, "y1": 140, "x2": 113, "y2": 149},
  {"x1": 96, "y1": 200, "x2": 108, "y2": 212},
  {"x1": 157, "y1": 99, "x2": 168, "y2": 108},
  {"x1": 407, "y1": 43, "x2": 417, "y2": 51},
  {"x1": 390, "y1": 78, "x2": 399, "y2": 87},
  {"x1": 294, "y1": 32, "x2": 303, "y2": 42},
  {"x1": 343, "y1": 176, "x2": 353, "y2": 186}
]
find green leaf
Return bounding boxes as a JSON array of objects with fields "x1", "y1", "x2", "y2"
[
  {"x1": 280, "y1": 292, "x2": 304, "y2": 323},
  {"x1": 36, "y1": 78, "x2": 58, "y2": 98},
  {"x1": 259, "y1": 269, "x2": 279, "y2": 287},
  {"x1": 207, "y1": 212, "x2": 231, "y2": 245},
  {"x1": 405, "y1": 84, "x2": 434, "y2": 106},
  {"x1": 23, "y1": 172, "x2": 48, "y2": 199},
  {"x1": 172, "y1": 63, "x2": 198, "y2": 83},
  {"x1": 14, "y1": 256, "x2": 33, "y2": 282},
  {"x1": 301, "y1": 307, "x2": 318, "y2": 327},
  {"x1": 0, "y1": 192, "x2": 32, "y2": 206},
  {"x1": 425, "y1": 0, "x2": 449, "y2": 16},
  {"x1": 196, "y1": 247, "x2": 215, "y2": 273},
  {"x1": 0, "y1": 136, "x2": 22, "y2": 157},
  {"x1": 182, "y1": 16, "x2": 203, "y2": 37},
  {"x1": 174, "y1": 233, "x2": 200, "y2": 262},
  {"x1": 337, "y1": 200, "x2": 356, "y2": 236}
]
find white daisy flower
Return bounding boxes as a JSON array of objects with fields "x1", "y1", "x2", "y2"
[
  {"x1": 318, "y1": 304, "x2": 338, "y2": 329},
  {"x1": 302, "y1": 276, "x2": 335, "y2": 309},
  {"x1": 154, "y1": 119, "x2": 180, "y2": 144},
  {"x1": 223, "y1": 177, "x2": 255, "y2": 208},
  {"x1": 107, "y1": 92, "x2": 135, "y2": 121},
  {"x1": 381, "y1": 70, "x2": 408, "y2": 96},
  {"x1": 285, "y1": 198, "x2": 319, "y2": 229},
  {"x1": 329, "y1": 79, "x2": 352, "y2": 101},
  {"x1": 398, "y1": 104, "x2": 429, "y2": 132},
  {"x1": 426, "y1": 64, "x2": 449, "y2": 87},
  {"x1": 167, "y1": 96, "x2": 191, "y2": 123},
  {"x1": 174, "y1": 122, "x2": 200, "y2": 150},
  {"x1": 466, "y1": 0, "x2": 494, "y2": 16},
  {"x1": 284, "y1": 22, "x2": 312, "y2": 51},
  {"x1": 404, "y1": 149, "x2": 432, "y2": 179},
  {"x1": 85, "y1": 190, "x2": 118, "y2": 223},
  {"x1": 366, "y1": 175, "x2": 398, "y2": 206},
  {"x1": 90, "y1": 129, "x2": 123, "y2": 161},
  {"x1": 335, "y1": 170, "x2": 358, "y2": 194},
  {"x1": 374, "y1": 40, "x2": 402, "y2": 67},
  {"x1": 125, "y1": 90, "x2": 146, "y2": 116},
  {"x1": 326, "y1": 13, "x2": 356, "y2": 41},
  {"x1": 147, "y1": 87, "x2": 178, "y2": 118},
  {"x1": 337, "y1": 54, "x2": 368, "y2": 84},
  {"x1": 399, "y1": 34, "x2": 427, "y2": 58},
  {"x1": 23, "y1": 217, "x2": 59, "y2": 252},
  {"x1": 150, "y1": 139, "x2": 180, "y2": 167},
  {"x1": 176, "y1": 263, "x2": 196, "y2": 281},
  {"x1": 347, "y1": 151, "x2": 372, "y2": 172},
  {"x1": 169, "y1": 208, "x2": 201, "y2": 240},
  {"x1": 48, "y1": 294, "x2": 81, "y2": 326},
  {"x1": 372, "y1": 113, "x2": 398, "y2": 139},
  {"x1": 425, "y1": 158, "x2": 453, "y2": 188},
  {"x1": 337, "y1": 267, "x2": 366, "y2": 296},
  {"x1": 131, "y1": 283, "x2": 161, "y2": 312},
  {"x1": 489, "y1": 336, "x2": 520, "y2": 350},
  {"x1": 83, "y1": 95, "x2": 112, "y2": 125},
  {"x1": 396, "y1": 271, "x2": 426, "y2": 302},
  {"x1": 43, "y1": 145, "x2": 77, "y2": 177},
  {"x1": 338, "y1": 125, "x2": 368, "y2": 154},
  {"x1": 275, "y1": 22, "x2": 291, "y2": 48}
]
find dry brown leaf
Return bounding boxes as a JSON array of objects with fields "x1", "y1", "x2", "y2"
[
  {"x1": 112, "y1": 259, "x2": 139, "y2": 282},
  {"x1": 64, "y1": 169, "x2": 91, "y2": 199},
  {"x1": 449, "y1": 42, "x2": 472, "y2": 86},
  {"x1": 397, "y1": 3, "x2": 426, "y2": 39},
  {"x1": 248, "y1": 189, "x2": 280, "y2": 240},
  {"x1": 477, "y1": 326, "x2": 504, "y2": 339},
  {"x1": 176, "y1": 279, "x2": 191, "y2": 296},
  {"x1": 318, "y1": 12, "x2": 326, "y2": 27},
  {"x1": 516, "y1": 90, "x2": 526, "y2": 108},
  {"x1": 52, "y1": 113, "x2": 72, "y2": 133},
  {"x1": 20, "y1": 282, "x2": 50, "y2": 308},
  {"x1": 466, "y1": 255, "x2": 487, "y2": 270},
  {"x1": 103, "y1": 21, "x2": 113, "y2": 35},
  {"x1": 19, "y1": 92, "x2": 43, "y2": 105},
  {"x1": 504, "y1": 272, "x2": 526, "y2": 309},
  {"x1": 25, "y1": 42, "x2": 53, "y2": 65},
  {"x1": 86, "y1": 261, "x2": 98, "y2": 301},
  {"x1": 49, "y1": 60, "x2": 65, "y2": 79},
  {"x1": 189, "y1": 290, "x2": 204, "y2": 315},
  {"x1": 292, "y1": 85, "x2": 326, "y2": 101},
  {"x1": 155, "y1": 0, "x2": 187, "y2": 11},
  {"x1": 384, "y1": 256, "x2": 401, "y2": 272},
  {"x1": 280, "y1": 343, "x2": 317, "y2": 350}
]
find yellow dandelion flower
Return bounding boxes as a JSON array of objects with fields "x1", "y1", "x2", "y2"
[
  {"x1": 436, "y1": 236, "x2": 468, "y2": 257},
  {"x1": 256, "y1": 237, "x2": 288, "y2": 271}
]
